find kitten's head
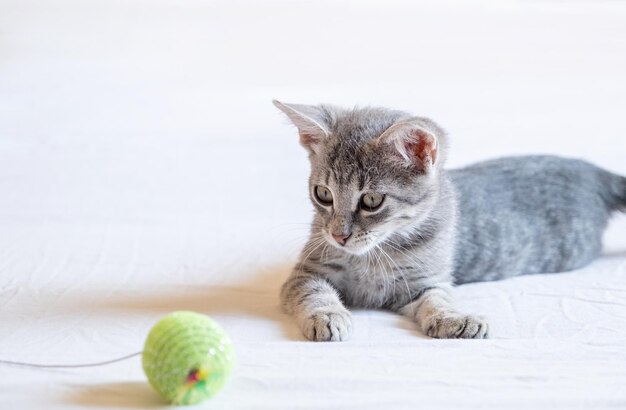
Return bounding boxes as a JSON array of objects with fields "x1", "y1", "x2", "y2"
[{"x1": 274, "y1": 100, "x2": 448, "y2": 256}]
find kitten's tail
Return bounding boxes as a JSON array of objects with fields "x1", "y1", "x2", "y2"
[{"x1": 603, "y1": 172, "x2": 626, "y2": 213}]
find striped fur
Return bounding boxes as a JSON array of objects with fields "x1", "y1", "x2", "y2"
[{"x1": 275, "y1": 101, "x2": 625, "y2": 342}]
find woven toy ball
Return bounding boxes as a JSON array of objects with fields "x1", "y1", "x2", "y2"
[{"x1": 142, "y1": 311, "x2": 235, "y2": 405}]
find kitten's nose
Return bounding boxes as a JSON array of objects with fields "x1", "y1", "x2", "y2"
[{"x1": 332, "y1": 233, "x2": 351, "y2": 246}]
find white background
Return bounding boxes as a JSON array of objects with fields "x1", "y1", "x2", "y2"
[{"x1": 1, "y1": 0, "x2": 626, "y2": 409}]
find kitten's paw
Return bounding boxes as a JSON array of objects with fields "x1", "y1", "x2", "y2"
[
  {"x1": 302, "y1": 307, "x2": 353, "y2": 342},
  {"x1": 425, "y1": 314, "x2": 489, "y2": 339}
]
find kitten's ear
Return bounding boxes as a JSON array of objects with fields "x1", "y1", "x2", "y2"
[
  {"x1": 273, "y1": 100, "x2": 330, "y2": 155},
  {"x1": 376, "y1": 119, "x2": 442, "y2": 172}
]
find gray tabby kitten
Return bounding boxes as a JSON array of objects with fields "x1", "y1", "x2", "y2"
[{"x1": 274, "y1": 100, "x2": 626, "y2": 341}]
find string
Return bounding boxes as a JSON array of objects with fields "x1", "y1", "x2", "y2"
[{"x1": 0, "y1": 351, "x2": 143, "y2": 369}]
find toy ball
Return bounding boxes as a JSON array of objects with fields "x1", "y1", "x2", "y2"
[{"x1": 142, "y1": 311, "x2": 235, "y2": 405}]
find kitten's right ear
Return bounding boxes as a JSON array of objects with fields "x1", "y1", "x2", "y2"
[{"x1": 273, "y1": 100, "x2": 330, "y2": 155}]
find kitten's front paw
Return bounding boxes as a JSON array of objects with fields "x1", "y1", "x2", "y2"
[
  {"x1": 425, "y1": 314, "x2": 489, "y2": 339},
  {"x1": 302, "y1": 307, "x2": 353, "y2": 342}
]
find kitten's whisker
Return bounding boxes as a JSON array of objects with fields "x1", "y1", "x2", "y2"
[
  {"x1": 384, "y1": 239, "x2": 428, "y2": 267},
  {"x1": 321, "y1": 242, "x2": 330, "y2": 263},
  {"x1": 378, "y1": 245, "x2": 413, "y2": 303},
  {"x1": 373, "y1": 245, "x2": 391, "y2": 299},
  {"x1": 376, "y1": 245, "x2": 391, "y2": 294},
  {"x1": 362, "y1": 246, "x2": 372, "y2": 278},
  {"x1": 297, "y1": 236, "x2": 327, "y2": 275},
  {"x1": 379, "y1": 246, "x2": 395, "y2": 299}
]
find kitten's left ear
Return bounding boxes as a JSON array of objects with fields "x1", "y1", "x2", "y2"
[
  {"x1": 376, "y1": 119, "x2": 444, "y2": 172},
  {"x1": 273, "y1": 100, "x2": 331, "y2": 155}
]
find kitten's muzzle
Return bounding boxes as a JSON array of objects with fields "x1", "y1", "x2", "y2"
[{"x1": 332, "y1": 233, "x2": 352, "y2": 246}]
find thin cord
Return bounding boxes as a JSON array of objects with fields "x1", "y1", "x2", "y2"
[{"x1": 0, "y1": 351, "x2": 143, "y2": 369}]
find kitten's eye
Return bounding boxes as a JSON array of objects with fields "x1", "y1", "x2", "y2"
[
  {"x1": 314, "y1": 185, "x2": 333, "y2": 205},
  {"x1": 360, "y1": 192, "x2": 385, "y2": 211}
]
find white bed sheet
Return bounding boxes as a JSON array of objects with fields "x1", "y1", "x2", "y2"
[{"x1": 1, "y1": 1, "x2": 626, "y2": 409}]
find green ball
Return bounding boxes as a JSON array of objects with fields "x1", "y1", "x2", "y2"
[{"x1": 142, "y1": 311, "x2": 235, "y2": 405}]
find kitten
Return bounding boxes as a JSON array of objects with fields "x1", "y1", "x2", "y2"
[{"x1": 274, "y1": 100, "x2": 626, "y2": 341}]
